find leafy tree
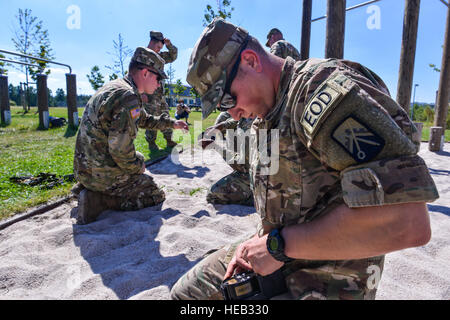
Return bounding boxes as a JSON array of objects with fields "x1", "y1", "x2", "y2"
[
  {"x1": 55, "y1": 88, "x2": 66, "y2": 106},
  {"x1": 11, "y1": 9, "x2": 55, "y2": 110},
  {"x1": 429, "y1": 45, "x2": 443, "y2": 73},
  {"x1": 87, "y1": 66, "x2": 105, "y2": 91},
  {"x1": 165, "y1": 64, "x2": 176, "y2": 106},
  {"x1": 173, "y1": 79, "x2": 186, "y2": 100},
  {"x1": 424, "y1": 105, "x2": 435, "y2": 123},
  {"x1": 109, "y1": 73, "x2": 119, "y2": 81},
  {"x1": 0, "y1": 54, "x2": 8, "y2": 75},
  {"x1": 203, "y1": 0, "x2": 234, "y2": 26},
  {"x1": 105, "y1": 33, "x2": 133, "y2": 78}
]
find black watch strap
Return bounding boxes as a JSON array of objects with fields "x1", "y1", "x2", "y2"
[{"x1": 267, "y1": 228, "x2": 294, "y2": 263}]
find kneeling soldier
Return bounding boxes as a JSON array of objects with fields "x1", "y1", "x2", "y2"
[{"x1": 73, "y1": 47, "x2": 188, "y2": 224}]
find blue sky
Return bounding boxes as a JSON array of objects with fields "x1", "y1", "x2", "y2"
[{"x1": 0, "y1": 0, "x2": 447, "y2": 103}]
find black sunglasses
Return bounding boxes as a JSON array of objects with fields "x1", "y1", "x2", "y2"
[
  {"x1": 218, "y1": 36, "x2": 250, "y2": 112},
  {"x1": 140, "y1": 67, "x2": 162, "y2": 82},
  {"x1": 147, "y1": 69, "x2": 162, "y2": 82}
]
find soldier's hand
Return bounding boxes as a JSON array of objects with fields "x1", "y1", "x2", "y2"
[
  {"x1": 164, "y1": 38, "x2": 172, "y2": 47},
  {"x1": 173, "y1": 120, "x2": 189, "y2": 132},
  {"x1": 224, "y1": 234, "x2": 284, "y2": 280},
  {"x1": 141, "y1": 162, "x2": 146, "y2": 174}
]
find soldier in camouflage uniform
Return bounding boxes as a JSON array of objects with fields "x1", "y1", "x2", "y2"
[
  {"x1": 266, "y1": 28, "x2": 301, "y2": 61},
  {"x1": 74, "y1": 47, "x2": 188, "y2": 225},
  {"x1": 200, "y1": 111, "x2": 254, "y2": 206},
  {"x1": 170, "y1": 18, "x2": 439, "y2": 300},
  {"x1": 144, "y1": 31, "x2": 178, "y2": 150}
]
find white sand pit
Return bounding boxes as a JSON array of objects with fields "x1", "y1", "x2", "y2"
[{"x1": 0, "y1": 143, "x2": 449, "y2": 300}]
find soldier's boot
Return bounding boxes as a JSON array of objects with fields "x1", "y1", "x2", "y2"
[
  {"x1": 163, "y1": 131, "x2": 177, "y2": 148},
  {"x1": 76, "y1": 190, "x2": 121, "y2": 225},
  {"x1": 148, "y1": 141, "x2": 160, "y2": 151},
  {"x1": 71, "y1": 182, "x2": 85, "y2": 199},
  {"x1": 165, "y1": 139, "x2": 178, "y2": 148}
]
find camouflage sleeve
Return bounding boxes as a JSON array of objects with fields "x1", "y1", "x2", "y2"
[
  {"x1": 137, "y1": 108, "x2": 175, "y2": 130},
  {"x1": 270, "y1": 42, "x2": 284, "y2": 58},
  {"x1": 292, "y1": 60, "x2": 439, "y2": 207},
  {"x1": 108, "y1": 94, "x2": 144, "y2": 175},
  {"x1": 159, "y1": 44, "x2": 178, "y2": 64}
]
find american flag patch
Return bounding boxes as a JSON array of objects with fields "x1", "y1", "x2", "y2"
[{"x1": 130, "y1": 107, "x2": 141, "y2": 119}]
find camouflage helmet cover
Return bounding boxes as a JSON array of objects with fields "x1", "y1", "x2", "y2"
[
  {"x1": 186, "y1": 18, "x2": 249, "y2": 119},
  {"x1": 131, "y1": 47, "x2": 168, "y2": 80}
]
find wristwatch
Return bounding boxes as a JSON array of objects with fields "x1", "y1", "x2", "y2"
[{"x1": 266, "y1": 228, "x2": 294, "y2": 263}]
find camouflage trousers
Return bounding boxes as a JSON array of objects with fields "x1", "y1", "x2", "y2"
[
  {"x1": 144, "y1": 99, "x2": 173, "y2": 145},
  {"x1": 170, "y1": 241, "x2": 385, "y2": 300},
  {"x1": 206, "y1": 170, "x2": 254, "y2": 206},
  {"x1": 93, "y1": 173, "x2": 165, "y2": 211}
]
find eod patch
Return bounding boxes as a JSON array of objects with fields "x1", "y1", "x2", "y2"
[
  {"x1": 332, "y1": 116, "x2": 385, "y2": 163},
  {"x1": 301, "y1": 80, "x2": 348, "y2": 137}
]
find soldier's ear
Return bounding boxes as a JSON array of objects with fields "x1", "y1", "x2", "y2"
[{"x1": 241, "y1": 49, "x2": 262, "y2": 73}]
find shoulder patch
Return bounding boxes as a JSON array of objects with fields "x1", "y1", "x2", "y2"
[
  {"x1": 130, "y1": 107, "x2": 141, "y2": 119},
  {"x1": 301, "y1": 80, "x2": 348, "y2": 137},
  {"x1": 332, "y1": 116, "x2": 385, "y2": 163}
]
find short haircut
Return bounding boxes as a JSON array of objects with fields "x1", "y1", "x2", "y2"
[
  {"x1": 245, "y1": 36, "x2": 267, "y2": 56},
  {"x1": 129, "y1": 60, "x2": 150, "y2": 74}
]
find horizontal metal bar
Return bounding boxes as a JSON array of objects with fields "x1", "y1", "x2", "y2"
[
  {"x1": 0, "y1": 49, "x2": 72, "y2": 73},
  {"x1": 312, "y1": 0, "x2": 383, "y2": 22},
  {"x1": 0, "y1": 58, "x2": 37, "y2": 68}
]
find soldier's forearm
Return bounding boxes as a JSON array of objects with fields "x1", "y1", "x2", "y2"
[
  {"x1": 281, "y1": 202, "x2": 431, "y2": 261},
  {"x1": 138, "y1": 114, "x2": 176, "y2": 130}
]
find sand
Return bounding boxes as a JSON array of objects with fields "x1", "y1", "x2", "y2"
[{"x1": 0, "y1": 143, "x2": 449, "y2": 300}]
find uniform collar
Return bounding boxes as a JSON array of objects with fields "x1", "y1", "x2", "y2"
[
  {"x1": 123, "y1": 75, "x2": 143, "y2": 107},
  {"x1": 123, "y1": 75, "x2": 140, "y2": 94}
]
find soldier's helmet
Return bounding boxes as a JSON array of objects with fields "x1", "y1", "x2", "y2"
[
  {"x1": 131, "y1": 47, "x2": 168, "y2": 80},
  {"x1": 186, "y1": 18, "x2": 249, "y2": 119}
]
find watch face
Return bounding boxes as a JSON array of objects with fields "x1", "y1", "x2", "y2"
[{"x1": 269, "y1": 237, "x2": 279, "y2": 252}]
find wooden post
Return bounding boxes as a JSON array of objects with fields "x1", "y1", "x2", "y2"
[
  {"x1": 396, "y1": 0, "x2": 421, "y2": 114},
  {"x1": 37, "y1": 74, "x2": 49, "y2": 130},
  {"x1": 66, "y1": 73, "x2": 78, "y2": 128},
  {"x1": 429, "y1": 127, "x2": 444, "y2": 152},
  {"x1": 0, "y1": 75, "x2": 11, "y2": 125},
  {"x1": 301, "y1": 0, "x2": 312, "y2": 60},
  {"x1": 433, "y1": 3, "x2": 450, "y2": 142},
  {"x1": 325, "y1": 0, "x2": 346, "y2": 59}
]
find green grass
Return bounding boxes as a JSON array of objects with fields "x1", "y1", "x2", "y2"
[
  {"x1": 2, "y1": 107, "x2": 445, "y2": 221},
  {"x1": 421, "y1": 122, "x2": 450, "y2": 142},
  {"x1": 0, "y1": 106, "x2": 219, "y2": 220}
]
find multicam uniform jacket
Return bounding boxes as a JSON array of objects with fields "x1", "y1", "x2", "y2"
[
  {"x1": 144, "y1": 44, "x2": 178, "y2": 115},
  {"x1": 248, "y1": 57, "x2": 439, "y2": 299},
  {"x1": 270, "y1": 40, "x2": 301, "y2": 60},
  {"x1": 74, "y1": 75, "x2": 175, "y2": 192}
]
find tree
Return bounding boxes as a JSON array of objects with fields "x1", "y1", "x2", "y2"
[
  {"x1": 203, "y1": 0, "x2": 234, "y2": 26},
  {"x1": 87, "y1": 66, "x2": 105, "y2": 91},
  {"x1": 173, "y1": 79, "x2": 186, "y2": 100},
  {"x1": 165, "y1": 64, "x2": 175, "y2": 106},
  {"x1": 55, "y1": 88, "x2": 66, "y2": 106},
  {"x1": 11, "y1": 8, "x2": 55, "y2": 110},
  {"x1": 0, "y1": 54, "x2": 8, "y2": 75},
  {"x1": 429, "y1": 45, "x2": 444, "y2": 73},
  {"x1": 105, "y1": 33, "x2": 133, "y2": 78}
]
